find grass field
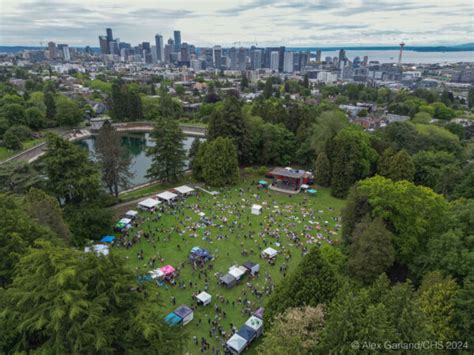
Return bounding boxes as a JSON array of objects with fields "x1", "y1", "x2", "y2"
[{"x1": 111, "y1": 175, "x2": 345, "y2": 354}]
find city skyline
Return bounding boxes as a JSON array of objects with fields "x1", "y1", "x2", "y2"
[{"x1": 1, "y1": 0, "x2": 473, "y2": 47}]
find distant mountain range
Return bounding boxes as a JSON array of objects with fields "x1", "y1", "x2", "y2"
[{"x1": 0, "y1": 43, "x2": 473, "y2": 54}]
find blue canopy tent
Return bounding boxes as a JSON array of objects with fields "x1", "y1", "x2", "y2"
[
  {"x1": 164, "y1": 312, "x2": 182, "y2": 326},
  {"x1": 307, "y1": 189, "x2": 318, "y2": 195},
  {"x1": 258, "y1": 180, "x2": 268, "y2": 188},
  {"x1": 237, "y1": 324, "x2": 257, "y2": 343},
  {"x1": 189, "y1": 247, "x2": 213, "y2": 262},
  {"x1": 100, "y1": 235, "x2": 116, "y2": 243},
  {"x1": 173, "y1": 305, "x2": 194, "y2": 325}
]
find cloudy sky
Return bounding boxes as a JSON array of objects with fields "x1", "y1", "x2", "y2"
[{"x1": 0, "y1": 0, "x2": 472, "y2": 47}]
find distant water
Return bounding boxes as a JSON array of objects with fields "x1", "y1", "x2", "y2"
[{"x1": 298, "y1": 49, "x2": 474, "y2": 64}]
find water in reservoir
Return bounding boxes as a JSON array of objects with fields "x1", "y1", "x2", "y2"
[{"x1": 78, "y1": 132, "x2": 198, "y2": 189}]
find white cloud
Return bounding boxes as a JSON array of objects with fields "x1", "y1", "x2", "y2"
[{"x1": 0, "y1": 0, "x2": 472, "y2": 46}]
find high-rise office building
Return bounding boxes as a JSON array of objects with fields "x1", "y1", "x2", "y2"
[
  {"x1": 251, "y1": 49, "x2": 262, "y2": 70},
  {"x1": 99, "y1": 35, "x2": 109, "y2": 54},
  {"x1": 106, "y1": 28, "x2": 113, "y2": 42},
  {"x1": 173, "y1": 31, "x2": 181, "y2": 52},
  {"x1": 190, "y1": 58, "x2": 202, "y2": 72},
  {"x1": 228, "y1": 47, "x2": 237, "y2": 70},
  {"x1": 338, "y1": 49, "x2": 346, "y2": 62},
  {"x1": 58, "y1": 44, "x2": 70, "y2": 61},
  {"x1": 154, "y1": 34, "x2": 163, "y2": 63},
  {"x1": 213, "y1": 46, "x2": 223, "y2": 68},
  {"x1": 283, "y1": 51, "x2": 294, "y2": 73},
  {"x1": 109, "y1": 40, "x2": 119, "y2": 55},
  {"x1": 238, "y1": 47, "x2": 246, "y2": 70},
  {"x1": 278, "y1": 46, "x2": 286, "y2": 72},
  {"x1": 48, "y1": 41, "x2": 57, "y2": 59},
  {"x1": 316, "y1": 49, "x2": 322, "y2": 62},
  {"x1": 270, "y1": 51, "x2": 279, "y2": 71},
  {"x1": 151, "y1": 45, "x2": 158, "y2": 63},
  {"x1": 164, "y1": 44, "x2": 172, "y2": 63},
  {"x1": 180, "y1": 42, "x2": 189, "y2": 62}
]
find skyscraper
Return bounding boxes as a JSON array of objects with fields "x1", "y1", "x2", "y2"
[
  {"x1": 229, "y1": 47, "x2": 237, "y2": 70},
  {"x1": 238, "y1": 47, "x2": 246, "y2": 70},
  {"x1": 173, "y1": 31, "x2": 181, "y2": 52},
  {"x1": 58, "y1": 44, "x2": 70, "y2": 61},
  {"x1": 316, "y1": 49, "x2": 322, "y2": 62},
  {"x1": 278, "y1": 46, "x2": 286, "y2": 72},
  {"x1": 99, "y1": 35, "x2": 109, "y2": 55},
  {"x1": 283, "y1": 51, "x2": 293, "y2": 73},
  {"x1": 251, "y1": 49, "x2": 262, "y2": 70},
  {"x1": 164, "y1": 38, "x2": 174, "y2": 63},
  {"x1": 106, "y1": 28, "x2": 113, "y2": 42},
  {"x1": 48, "y1": 41, "x2": 57, "y2": 59},
  {"x1": 109, "y1": 40, "x2": 119, "y2": 55},
  {"x1": 155, "y1": 34, "x2": 163, "y2": 63},
  {"x1": 180, "y1": 42, "x2": 189, "y2": 62},
  {"x1": 213, "y1": 46, "x2": 223, "y2": 68},
  {"x1": 338, "y1": 49, "x2": 346, "y2": 62},
  {"x1": 270, "y1": 51, "x2": 279, "y2": 71}
]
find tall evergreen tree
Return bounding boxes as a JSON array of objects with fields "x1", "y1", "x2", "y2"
[
  {"x1": 188, "y1": 137, "x2": 201, "y2": 170},
  {"x1": 0, "y1": 195, "x2": 58, "y2": 287},
  {"x1": 379, "y1": 148, "x2": 415, "y2": 182},
  {"x1": 110, "y1": 79, "x2": 128, "y2": 121},
  {"x1": 126, "y1": 90, "x2": 144, "y2": 121},
  {"x1": 330, "y1": 127, "x2": 377, "y2": 198},
  {"x1": 43, "y1": 91, "x2": 56, "y2": 120},
  {"x1": 263, "y1": 77, "x2": 273, "y2": 99},
  {"x1": 44, "y1": 135, "x2": 101, "y2": 205},
  {"x1": 314, "y1": 152, "x2": 331, "y2": 187},
  {"x1": 146, "y1": 117, "x2": 186, "y2": 183},
  {"x1": 194, "y1": 137, "x2": 239, "y2": 186},
  {"x1": 265, "y1": 248, "x2": 339, "y2": 324},
  {"x1": 207, "y1": 95, "x2": 249, "y2": 161},
  {"x1": 417, "y1": 272, "x2": 460, "y2": 341},
  {"x1": 348, "y1": 217, "x2": 395, "y2": 284},
  {"x1": 25, "y1": 188, "x2": 71, "y2": 243},
  {"x1": 0, "y1": 241, "x2": 185, "y2": 353},
  {"x1": 95, "y1": 121, "x2": 132, "y2": 197}
]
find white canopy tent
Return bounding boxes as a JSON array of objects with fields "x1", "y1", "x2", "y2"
[
  {"x1": 156, "y1": 191, "x2": 178, "y2": 203},
  {"x1": 245, "y1": 315, "x2": 264, "y2": 337},
  {"x1": 84, "y1": 244, "x2": 109, "y2": 256},
  {"x1": 138, "y1": 198, "x2": 161, "y2": 211},
  {"x1": 228, "y1": 265, "x2": 247, "y2": 280},
  {"x1": 262, "y1": 247, "x2": 278, "y2": 259},
  {"x1": 149, "y1": 269, "x2": 165, "y2": 279},
  {"x1": 119, "y1": 218, "x2": 132, "y2": 225},
  {"x1": 125, "y1": 210, "x2": 139, "y2": 219},
  {"x1": 174, "y1": 185, "x2": 195, "y2": 195},
  {"x1": 251, "y1": 204, "x2": 262, "y2": 215},
  {"x1": 196, "y1": 291, "x2": 212, "y2": 306},
  {"x1": 226, "y1": 333, "x2": 248, "y2": 354}
]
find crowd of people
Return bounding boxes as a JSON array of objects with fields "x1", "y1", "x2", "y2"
[{"x1": 110, "y1": 180, "x2": 341, "y2": 353}]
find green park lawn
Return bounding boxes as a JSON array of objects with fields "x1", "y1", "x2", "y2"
[{"x1": 111, "y1": 176, "x2": 345, "y2": 354}]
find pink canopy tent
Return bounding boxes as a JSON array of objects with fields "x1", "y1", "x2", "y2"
[{"x1": 160, "y1": 265, "x2": 176, "y2": 275}]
